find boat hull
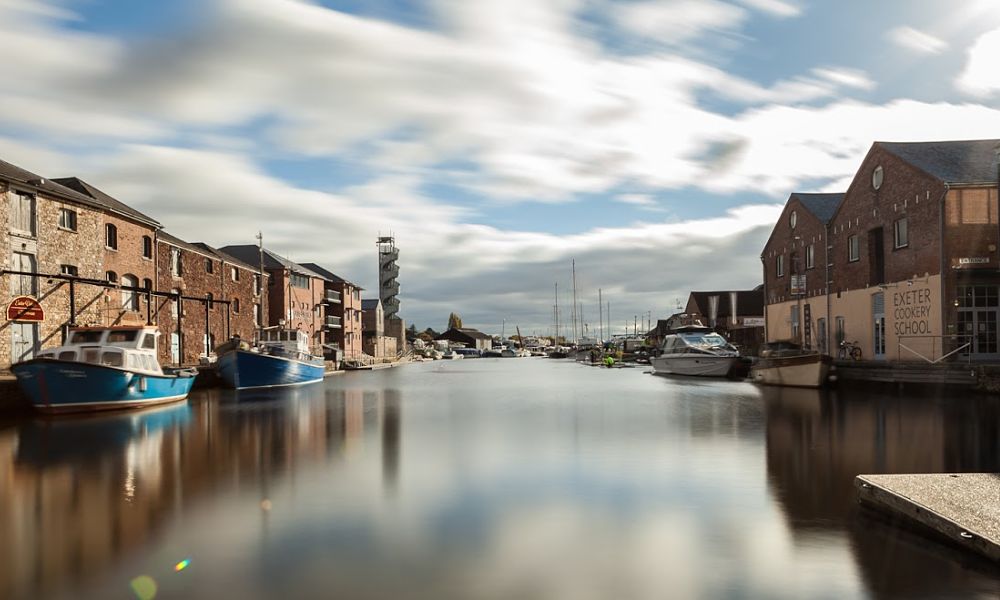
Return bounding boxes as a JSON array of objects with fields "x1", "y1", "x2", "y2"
[
  {"x1": 750, "y1": 353, "x2": 832, "y2": 388},
  {"x1": 651, "y1": 354, "x2": 736, "y2": 377},
  {"x1": 217, "y1": 349, "x2": 325, "y2": 390},
  {"x1": 11, "y1": 359, "x2": 195, "y2": 414}
]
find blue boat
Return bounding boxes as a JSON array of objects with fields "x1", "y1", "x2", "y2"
[
  {"x1": 216, "y1": 328, "x2": 325, "y2": 390},
  {"x1": 11, "y1": 326, "x2": 197, "y2": 414}
]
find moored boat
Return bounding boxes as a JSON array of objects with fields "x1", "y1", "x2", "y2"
[
  {"x1": 216, "y1": 328, "x2": 325, "y2": 390},
  {"x1": 750, "y1": 342, "x2": 831, "y2": 388},
  {"x1": 650, "y1": 326, "x2": 739, "y2": 377},
  {"x1": 11, "y1": 326, "x2": 197, "y2": 414}
]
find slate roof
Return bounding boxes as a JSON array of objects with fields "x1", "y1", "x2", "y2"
[
  {"x1": 219, "y1": 245, "x2": 327, "y2": 279},
  {"x1": 361, "y1": 299, "x2": 381, "y2": 311},
  {"x1": 52, "y1": 177, "x2": 160, "y2": 228},
  {"x1": 299, "y1": 262, "x2": 364, "y2": 290},
  {"x1": 191, "y1": 242, "x2": 260, "y2": 272},
  {"x1": 878, "y1": 139, "x2": 1000, "y2": 185},
  {"x1": 436, "y1": 327, "x2": 492, "y2": 341},
  {"x1": 687, "y1": 290, "x2": 764, "y2": 319},
  {"x1": 790, "y1": 192, "x2": 844, "y2": 224},
  {"x1": 0, "y1": 159, "x2": 103, "y2": 208}
]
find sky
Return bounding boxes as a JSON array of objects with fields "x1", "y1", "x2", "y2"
[{"x1": 3, "y1": 0, "x2": 1000, "y2": 336}]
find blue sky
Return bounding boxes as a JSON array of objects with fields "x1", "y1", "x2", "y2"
[{"x1": 3, "y1": 0, "x2": 1000, "y2": 333}]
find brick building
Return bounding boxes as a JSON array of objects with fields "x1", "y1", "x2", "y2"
[
  {"x1": 152, "y1": 234, "x2": 264, "y2": 365},
  {"x1": 1, "y1": 160, "x2": 109, "y2": 371},
  {"x1": 221, "y1": 245, "x2": 328, "y2": 355},
  {"x1": 362, "y1": 298, "x2": 397, "y2": 358},
  {"x1": 300, "y1": 262, "x2": 364, "y2": 363},
  {"x1": 53, "y1": 177, "x2": 161, "y2": 327},
  {"x1": 762, "y1": 139, "x2": 1000, "y2": 362}
]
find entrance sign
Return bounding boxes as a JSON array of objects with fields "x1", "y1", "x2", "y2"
[
  {"x1": 958, "y1": 257, "x2": 989, "y2": 265},
  {"x1": 6, "y1": 296, "x2": 44, "y2": 322}
]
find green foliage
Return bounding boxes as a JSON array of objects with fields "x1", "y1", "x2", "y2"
[{"x1": 447, "y1": 312, "x2": 463, "y2": 330}]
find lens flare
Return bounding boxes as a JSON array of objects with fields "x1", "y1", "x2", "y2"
[
  {"x1": 129, "y1": 575, "x2": 158, "y2": 600},
  {"x1": 174, "y1": 559, "x2": 191, "y2": 572}
]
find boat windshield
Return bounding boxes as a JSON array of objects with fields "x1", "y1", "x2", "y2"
[
  {"x1": 681, "y1": 333, "x2": 732, "y2": 349},
  {"x1": 70, "y1": 331, "x2": 104, "y2": 344}
]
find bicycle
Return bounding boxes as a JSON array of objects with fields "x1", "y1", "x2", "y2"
[{"x1": 838, "y1": 340, "x2": 863, "y2": 360}]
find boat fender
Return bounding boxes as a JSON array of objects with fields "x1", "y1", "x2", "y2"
[{"x1": 138, "y1": 376, "x2": 148, "y2": 392}]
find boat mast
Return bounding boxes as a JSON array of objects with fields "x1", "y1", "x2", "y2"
[
  {"x1": 598, "y1": 288, "x2": 603, "y2": 343},
  {"x1": 571, "y1": 260, "x2": 578, "y2": 345},
  {"x1": 256, "y1": 231, "x2": 265, "y2": 343},
  {"x1": 554, "y1": 283, "x2": 560, "y2": 346}
]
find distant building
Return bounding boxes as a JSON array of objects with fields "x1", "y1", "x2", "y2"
[
  {"x1": 221, "y1": 245, "x2": 328, "y2": 355},
  {"x1": 435, "y1": 327, "x2": 493, "y2": 351},
  {"x1": 301, "y1": 263, "x2": 364, "y2": 364},
  {"x1": 362, "y1": 298, "x2": 396, "y2": 358},
  {"x1": 763, "y1": 139, "x2": 1000, "y2": 361}
]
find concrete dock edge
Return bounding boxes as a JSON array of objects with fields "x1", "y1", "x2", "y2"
[{"x1": 855, "y1": 473, "x2": 1000, "y2": 564}]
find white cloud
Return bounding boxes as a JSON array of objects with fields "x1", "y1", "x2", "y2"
[
  {"x1": 614, "y1": 193, "x2": 657, "y2": 207},
  {"x1": 887, "y1": 25, "x2": 948, "y2": 55},
  {"x1": 614, "y1": 0, "x2": 746, "y2": 43},
  {"x1": 736, "y1": 0, "x2": 801, "y2": 18},
  {"x1": 812, "y1": 67, "x2": 875, "y2": 91},
  {"x1": 957, "y1": 26, "x2": 1000, "y2": 96}
]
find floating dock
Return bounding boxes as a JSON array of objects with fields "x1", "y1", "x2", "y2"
[{"x1": 855, "y1": 473, "x2": 1000, "y2": 563}]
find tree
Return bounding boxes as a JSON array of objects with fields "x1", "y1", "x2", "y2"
[{"x1": 447, "y1": 312, "x2": 463, "y2": 330}]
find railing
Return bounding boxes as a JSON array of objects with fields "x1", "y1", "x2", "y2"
[
  {"x1": 324, "y1": 289, "x2": 342, "y2": 303},
  {"x1": 897, "y1": 334, "x2": 972, "y2": 364}
]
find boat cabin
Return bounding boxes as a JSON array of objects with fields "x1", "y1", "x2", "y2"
[
  {"x1": 33, "y1": 326, "x2": 164, "y2": 375},
  {"x1": 661, "y1": 327, "x2": 738, "y2": 356}
]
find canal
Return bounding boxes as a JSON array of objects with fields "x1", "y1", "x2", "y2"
[{"x1": 1, "y1": 358, "x2": 998, "y2": 599}]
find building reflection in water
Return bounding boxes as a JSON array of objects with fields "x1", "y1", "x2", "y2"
[
  {"x1": 0, "y1": 383, "x2": 399, "y2": 600},
  {"x1": 763, "y1": 386, "x2": 1000, "y2": 597}
]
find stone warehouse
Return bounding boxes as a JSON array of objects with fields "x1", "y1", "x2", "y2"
[{"x1": 762, "y1": 139, "x2": 1000, "y2": 362}]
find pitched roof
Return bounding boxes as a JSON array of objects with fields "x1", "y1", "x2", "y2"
[
  {"x1": 299, "y1": 262, "x2": 364, "y2": 289},
  {"x1": 878, "y1": 139, "x2": 1000, "y2": 185},
  {"x1": 51, "y1": 177, "x2": 160, "y2": 228},
  {"x1": 361, "y1": 299, "x2": 381, "y2": 310},
  {"x1": 190, "y1": 242, "x2": 260, "y2": 272},
  {"x1": 0, "y1": 159, "x2": 102, "y2": 207},
  {"x1": 436, "y1": 327, "x2": 492, "y2": 341},
  {"x1": 790, "y1": 192, "x2": 844, "y2": 224},
  {"x1": 687, "y1": 290, "x2": 764, "y2": 319},
  {"x1": 219, "y1": 245, "x2": 327, "y2": 279}
]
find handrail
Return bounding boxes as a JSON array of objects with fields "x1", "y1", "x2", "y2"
[{"x1": 896, "y1": 334, "x2": 972, "y2": 364}]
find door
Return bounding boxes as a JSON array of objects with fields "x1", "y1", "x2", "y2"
[
  {"x1": 11, "y1": 251, "x2": 37, "y2": 296},
  {"x1": 170, "y1": 332, "x2": 180, "y2": 364},
  {"x1": 868, "y1": 227, "x2": 884, "y2": 286},
  {"x1": 11, "y1": 322, "x2": 39, "y2": 363},
  {"x1": 872, "y1": 292, "x2": 886, "y2": 360},
  {"x1": 957, "y1": 285, "x2": 1000, "y2": 359}
]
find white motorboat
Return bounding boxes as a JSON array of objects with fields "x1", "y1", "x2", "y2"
[{"x1": 650, "y1": 326, "x2": 738, "y2": 377}]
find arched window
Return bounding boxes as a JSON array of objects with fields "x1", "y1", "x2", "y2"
[
  {"x1": 142, "y1": 235, "x2": 153, "y2": 259},
  {"x1": 121, "y1": 274, "x2": 139, "y2": 311},
  {"x1": 105, "y1": 223, "x2": 118, "y2": 250}
]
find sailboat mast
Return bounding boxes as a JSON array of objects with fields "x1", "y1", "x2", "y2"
[
  {"x1": 571, "y1": 260, "x2": 578, "y2": 345},
  {"x1": 598, "y1": 288, "x2": 603, "y2": 343},
  {"x1": 554, "y1": 283, "x2": 560, "y2": 345},
  {"x1": 256, "y1": 231, "x2": 265, "y2": 341}
]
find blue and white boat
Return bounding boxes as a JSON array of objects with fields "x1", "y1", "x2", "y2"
[
  {"x1": 11, "y1": 326, "x2": 197, "y2": 414},
  {"x1": 216, "y1": 328, "x2": 325, "y2": 390}
]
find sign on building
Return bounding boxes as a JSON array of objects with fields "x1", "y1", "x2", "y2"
[
  {"x1": 6, "y1": 296, "x2": 44, "y2": 322},
  {"x1": 790, "y1": 275, "x2": 806, "y2": 296},
  {"x1": 742, "y1": 317, "x2": 765, "y2": 327}
]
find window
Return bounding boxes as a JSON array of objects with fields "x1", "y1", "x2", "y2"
[
  {"x1": 848, "y1": 235, "x2": 859, "y2": 262},
  {"x1": 789, "y1": 210, "x2": 797, "y2": 229},
  {"x1": 203, "y1": 333, "x2": 215, "y2": 355},
  {"x1": 232, "y1": 298, "x2": 240, "y2": 313},
  {"x1": 11, "y1": 192, "x2": 35, "y2": 235},
  {"x1": 58, "y1": 208, "x2": 77, "y2": 231},
  {"x1": 805, "y1": 244, "x2": 815, "y2": 269},
  {"x1": 121, "y1": 274, "x2": 139, "y2": 311},
  {"x1": 291, "y1": 273, "x2": 310, "y2": 288},
  {"x1": 776, "y1": 254, "x2": 784, "y2": 277},
  {"x1": 254, "y1": 303, "x2": 261, "y2": 326},
  {"x1": 205, "y1": 258, "x2": 214, "y2": 274},
  {"x1": 254, "y1": 274, "x2": 262, "y2": 294},
  {"x1": 105, "y1": 223, "x2": 118, "y2": 250},
  {"x1": 817, "y1": 317, "x2": 827, "y2": 354},
  {"x1": 170, "y1": 248, "x2": 182, "y2": 277},
  {"x1": 894, "y1": 217, "x2": 908, "y2": 248},
  {"x1": 872, "y1": 165, "x2": 884, "y2": 190},
  {"x1": 60, "y1": 264, "x2": 79, "y2": 277},
  {"x1": 143, "y1": 278, "x2": 153, "y2": 291},
  {"x1": 142, "y1": 236, "x2": 153, "y2": 259},
  {"x1": 206, "y1": 292, "x2": 214, "y2": 310},
  {"x1": 106, "y1": 271, "x2": 118, "y2": 284},
  {"x1": 835, "y1": 316, "x2": 845, "y2": 345},
  {"x1": 141, "y1": 334, "x2": 156, "y2": 350},
  {"x1": 791, "y1": 305, "x2": 800, "y2": 340},
  {"x1": 231, "y1": 267, "x2": 240, "y2": 282}
]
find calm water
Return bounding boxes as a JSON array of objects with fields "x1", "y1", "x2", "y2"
[{"x1": 1, "y1": 359, "x2": 998, "y2": 600}]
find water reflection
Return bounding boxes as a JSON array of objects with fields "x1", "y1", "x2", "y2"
[
  {"x1": 763, "y1": 386, "x2": 1000, "y2": 597},
  {"x1": 0, "y1": 361, "x2": 997, "y2": 599}
]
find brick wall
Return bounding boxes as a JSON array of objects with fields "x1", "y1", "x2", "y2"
[
  {"x1": 762, "y1": 197, "x2": 830, "y2": 306},
  {"x1": 101, "y1": 213, "x2": 157, "y2": 326},
  {"x1": 266, "y1": 268, "x2": 326, "y2": 354}
]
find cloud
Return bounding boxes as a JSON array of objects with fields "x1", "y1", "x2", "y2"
[
  {"x1": 614, "y1": 0, "x2": 746, "y2": 43},
  {"x1": 811, "y1": 68, "x2": 875, "y2": 91},
  {"x1": 886, "y1": 25, "x2": 948, "y2": 55},
  {"x1": 957, "y1": 26, "x2": 1000, "y2": 96},
  {"x1": 736, "y1": 0, "x2": 801, "y2": 18},
  {"x1": 614, "y1": 194, "x2": 657, "y2": 207}
]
